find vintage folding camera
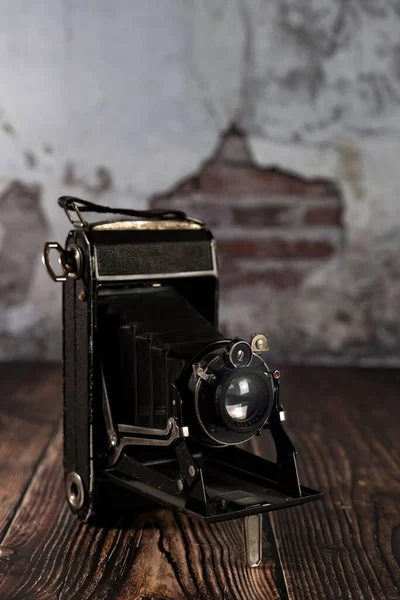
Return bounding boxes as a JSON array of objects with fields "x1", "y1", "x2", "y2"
[{"x1": 43, "y1": 197, "x2": 321, "y2": 566}]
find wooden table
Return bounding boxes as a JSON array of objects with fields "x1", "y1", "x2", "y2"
[{"x1": 0, "y1": 364, "x2": 399, "y2": 599}]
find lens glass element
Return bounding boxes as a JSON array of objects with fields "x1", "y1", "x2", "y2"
[{"x1": 224, "y1": 374, "x2": 264, "y2": 422}]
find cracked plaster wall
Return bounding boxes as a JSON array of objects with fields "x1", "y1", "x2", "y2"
[{"x1": 0, "y1": 0, "x2": 399, "y2": 364}]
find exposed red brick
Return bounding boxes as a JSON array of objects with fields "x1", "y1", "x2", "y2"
[
  {"x1": 172, "y1": 176, "x2": 198, "y2": 195},
  {"x1": 304, "y1": 206, "x2": 342, "y2": 226},
  {"x1": 213, "y1": 133, "x2": 252, "y2": 164},
  {"x1": 148, "y1": 133, "x2": 344, "y2": 294},
  {"x1": 0, "y1": 181, "x2": 46, "y2": 306},
  {"x1": 152, "y1": 197, "x2": 232, "y2": 228},
  {"x1": 232, "y1": 205, "x2": 295, "y2": 227},
  {"x1": 153, "y1": 198, "x2": 298, "y2": 228},
  {"x1": 220, "y1": 267, "x2": 305, "y2": 289},
  {"x1": 217, "y1": 238, "x2": 336, "y2": 260},
  {"x1": 198, "y1": 165, "x2": 336, "y2": 196}
]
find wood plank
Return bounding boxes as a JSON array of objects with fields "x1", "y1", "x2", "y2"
[
  {"x1": 0, "y1": 424, "x2": 287, "y2": 600},
  {"x1": 5, "y1": 364, "x2": 398, "y2": 599},
  {"x1": 0, "y1": 363, "x2": 61, "y2": 538},
  {"x1": 253, "y1": 367, "x2": 400, "y2": 600}
]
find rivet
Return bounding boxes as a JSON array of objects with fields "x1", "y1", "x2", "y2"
[
  {"x1": 188, "y1": 465, "x2": 196, "y2": 477},
  {"x1": 273, "y1": 370, "x2": 280, "y2": 380},
  {"x1": 218, "y1": 499, "x2": 227, "y2": 511},
  {"x1": 256, "y1": 338, "x2": 264, "y2": 350},
  {"x1": 66, "y1": 472, "x2": 85, "y2": 511},
  {"x1": 176, "y1": 479, "x2": 184, "y2": 492},
  {"x1": 78, "y1": 289, "x2": 86, "y2": 302}
]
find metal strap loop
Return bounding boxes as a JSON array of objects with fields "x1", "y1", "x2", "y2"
[
  {"x1": 42, "y1": 242, "x2": 68, "y2": 282},
  {"x1": 42, "y1": 242, "x2": 83, "y2": 283}
]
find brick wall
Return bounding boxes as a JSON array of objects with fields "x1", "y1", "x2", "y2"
[
  {"x1": 151, "y1": 128, "x2": 344, "y2": 293},
  {"x1": 0, "y1": 182, "x2": 45, "y2": 306}
]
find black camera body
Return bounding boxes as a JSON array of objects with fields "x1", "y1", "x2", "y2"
[{"x1": 44, "y1": 198, "x2": 321, "y2": 549}]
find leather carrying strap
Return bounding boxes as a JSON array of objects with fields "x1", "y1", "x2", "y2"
[{"x1": 58, "y1": 195, "x2": 188, "y2": 227}]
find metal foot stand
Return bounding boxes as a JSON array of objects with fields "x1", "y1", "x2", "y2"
[{"x1": 243, "y1": 513, "x2": 263, "y2": 567}]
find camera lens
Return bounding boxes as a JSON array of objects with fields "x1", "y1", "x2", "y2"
[
  {"x1": 224, "y1": 374, "x2": 262, "y2": 422},
  {"x1": 185, "y1": 339, "x2": 274, "y2": 446}
]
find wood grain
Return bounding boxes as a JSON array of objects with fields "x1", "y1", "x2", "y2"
[
  {"x1": 0, "y1": 427, "x2": 286, "y2": 600},
  {"x1": 0, "y1": 364, "x2": 61, "y2": 538},
  {"x1": 1, "y1": 365, "x2": 400, "y2": 599},
  {"x1": 254, "y1": 367, "x2": 400, "y2": 600},
  {"x1": 0, "y1": 385, "x2": 285, "y2": 599}
]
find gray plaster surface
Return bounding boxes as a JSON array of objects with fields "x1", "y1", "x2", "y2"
[{"x1": 0, "y1": 1, "x2": 399, "y2": 363}]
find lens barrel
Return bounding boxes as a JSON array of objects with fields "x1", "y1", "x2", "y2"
[{"x1": 183, "y1": 339, "x2": 275, "y2": 447}]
